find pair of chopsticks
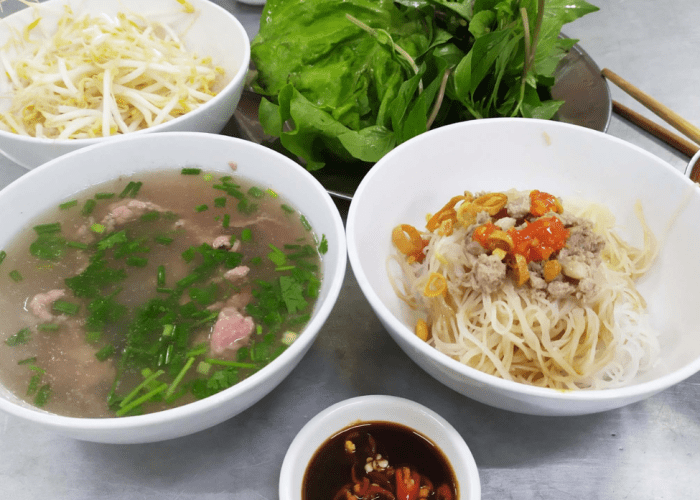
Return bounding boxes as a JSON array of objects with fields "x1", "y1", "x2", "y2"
[{"x1": 601, "y1": 68, "x2": 700, "y2": 181}]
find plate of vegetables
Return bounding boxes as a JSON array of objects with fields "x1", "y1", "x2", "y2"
[{"x1": 236, "y1": 0, "x2": 609, "y2": 200}]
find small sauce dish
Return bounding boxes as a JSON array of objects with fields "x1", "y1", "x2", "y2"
[{"x1": 279, "y1": 395, "x2": 481, "y2": 500}]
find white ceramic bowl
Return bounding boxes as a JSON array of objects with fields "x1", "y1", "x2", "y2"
[
  {"x1": 0, "y1": 131, "x2": 346, "y2": 443},
  {"x1": 279, "y1": 395, "x2": 481, "y2": 500},
  {"x1": 347, "y1": 118, "x2": 700, "y2": 416},
  {"x1": 685, "y1": 148, "x2": 700, "y2": 182},
  {"x1": 0, "y1": 0, "x2": 250, "y2": 169}
]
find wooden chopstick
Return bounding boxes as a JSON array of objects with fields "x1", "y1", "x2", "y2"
[
  {"x1": 612, "y1": 99, "x2": 699, "y2": 158},
  {"x1": 602, "y1": 68, "x2": 700, "y2": 146}
]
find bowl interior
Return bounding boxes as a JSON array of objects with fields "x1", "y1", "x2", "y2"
[
  {"x1": 347, "y1": 118, "x2": 700, "y2": 395},
  {"x1": 0, "y1": 132, "x2": 346, "y2": 441},
  {"x1": 279, "y1": 395, "x2": 481, "y2": 500}
]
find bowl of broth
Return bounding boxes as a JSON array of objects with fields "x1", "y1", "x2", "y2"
[
  {"x1": 279, "y1": 395, "x2": 481, "y2": 500},
  {"x1": 0, "y1": 131, "x2": 346, "y2": 443}
]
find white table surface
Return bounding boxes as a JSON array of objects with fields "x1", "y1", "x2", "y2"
[{"x1": 1, "y1": 1, "x2": 699, "y2": 499}]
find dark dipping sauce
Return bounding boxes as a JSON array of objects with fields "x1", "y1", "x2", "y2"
[{"x1": 303, "y1": 421, "x2": 457, "y2": 500}]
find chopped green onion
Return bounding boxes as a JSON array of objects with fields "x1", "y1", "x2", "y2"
[
  {"x1": 181, "y1": 168, "x2": 201, "y2": 175},
  {"x1": 95, "y1": 192, "x2": 115, "y2": 199},
  {"x1": 154, "y1": 235, "x2": 174, "y2": 245},
  {"x1": 90, "y1": 223, "x2": 106, "y2": 233},
  {"x1": 156, "y1": 287, "x2": 174, "y2": 294},
  {"x1": 165, "y1": 356, "x2": 195, "y2": 397},
  {"x1": 275, "y1": 265, "x2": 296, "y2": 272},
  {"x1": 67, "y1": 240, "x2": 89, "y2": 250},
  {"x1": 126, "y1": 256, "x2": 148, "y2": 267},
  {"x1": 300, "y1": 215, "x2": 312, "y2": 231},
  {"x1": 116, "y1": 383, "x2": 167, "y2": 417},
  {"x1": 162, "y1": 324, "x2": 175, "y2": 337},
  {"x1": 33, "y1": 222, "x2": 61, "y2": 234},
  {"x1": 281, "y1": 331, "x2": 298, "y2": 345},
  {"x1": 95, "y1": 345, "x2": 115, "y2": 361},
  {"x1": 59, "y1": 199, "x2": 78, "y2": 210},
  {"x1": 196, "y1": 361, "x2": 212, "y2": 375},
  {"x1": 0, "y1": 250, "x2": 5, "y2": 265},
  {"x1": 9, "y1": 270, "x2": 23, "y2": 282},
  {"x1": 6, "y1": 328, "x2": 31, "y2": 346},
  {"x1": 214, "y1": 197, "x2": 226, "y2": 207},
  {"x1": 204, "y1": 358, "x2": 257, "y2": 369},
  {"x1": 186, "y1": 343, "x2": 208, "y2": 357},
  {"x1": 281, "y1": 204, "x2": 294, "y2": 214},
  {"x1": 81, "y1": 199, "x2": 97, "y2": 216},
  {"x1": 195, "y1": 204, "x2": 208, "y2": 212},
  {"x1": 241, "y1": 228, "x2": 252, "y2": 242},
  {"x1": 38, "y1": 323, "x2": 59, "y2": 332},
  {"x1": 267, "y1": 188, "x2": 278, "y2": 198},
  {"x1": 157, "y1": 265, "x2": 166, "y2": 286},
  {"x1": 18, "y1": 357, "x2": 37, "y2": 365},
  {"x1": 222, "y1": 213, "x2": 230, "y2": 228},
  {"x1": 52, "y1": 300, "x2": 80, "y2": 316},
  {"x1": 268, "y1": 244, "x2": 287, "y2": 266},
  {"x1": 119, "y1": 369, "x2": 165, "y2": 408},
  {"x1": 119, "y1": 181, "x2": 142, "y2": 199}
]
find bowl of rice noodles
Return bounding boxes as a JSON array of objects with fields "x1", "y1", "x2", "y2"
[{"x1": 346, "y1": 117, "x2": 700, "y2": 416}]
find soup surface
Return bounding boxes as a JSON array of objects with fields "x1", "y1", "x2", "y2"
[
  {"x1": 0, "y1": 168, "x2": 325, "y2": 417},
  {"x1": 303, "y1": 421, "x2": 457, "y2": 500}
]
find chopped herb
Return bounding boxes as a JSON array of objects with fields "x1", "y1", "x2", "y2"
[
  {"x1": 119, "y1": 181, "x2": 142, "y2": 199},
  {"x1": 196, "y1": 361, "x2": 211, "y2": 375},
  {"x1": 67, "y1": 241, "x2": 89, "y2": 250},
  {"x1": 126, "y1": 256, "x2": 148, "y2": 267},
  {"x1": 9, "y1": 270, "x2": 23, "y2": 282},
  {"x1": 59, "y1": 199, "x2": 78, "y2": 210},
  {"x1": 18, "y1": 357, "x2": 37, "y2": 365},
  {"x1": 280, "y1": 275, "x2": 308, "y2": 313},
  {"x1": 97, "y1": 230, "x2": 127, "y2": 250},
  {"x1": 267, "y1": 244, "x2": 287, "y2": 266},
  {"x1": 195, "y1": 204, "x2": 208, "y2": 212},
  {"x1": 81, "y1": 199, "x2": 97, "y2": 216},
  {"x1": 157, "y1": 265, "x2": 166, "y2": 286},
  {"x1": 222, "y1": 213, "x2": 230, "y2": 228},
  {"x1": 300, "y1": 215, "x2": 312, "y2": 231},
  {"x1": 29, "y1": 234, "x2": 66, "y2": 261},
  {"x1": 33, "y1": 222, "x2": 61, "y2": 234},
  {"x1": 38, "y1": 323, "x2": 60, "y2": 332},
  {"x1": 91, "y1": 223, "x2": 106, "y2": 233},
  {"x1": 238, "y1": 197, "x2": 258, "y2": 215},
  {"x1": 140, "y1": 211, "x2": 161, "y2": 222},
  {"x1": 95, "y1": 192, "x2": 115, "y2": 199},
  {"x1": 181, "y1": 168, "x2": 201, "y2": 175},
  {"x1": 281, "y1": 204, "x2": 294, "y2": 214},
  {"x1": 116, "y1": 383, "x2": 167, "y2": 417},
  {"x1": 95, "y1": 345, "x2": 115, "y2": 361},
  {"x1": 318, "y1": 234, "x2": 328, "y2": 254},
  {"x1": 85, "y1": 331, "x2": 102, "y2": 344},
  {"x1": 27, "y1": 373, "x2": 41, "y2": 396},
  {"x1": 214, "y1": 197, "x2": 226, "y2": 207},
  {"x1": 248, "y1": 186, "x2": 265, "y2": 198},
  {"x1": 5, "y1": 328, "x2": 31, "y2": 346},
  {"x1": 52, "y1": 300, "x2": 80, "y2": 316},
  {"x1": 241, "y1": 228, "x2": 252, "y2": 242},
  {"x1": 34, "y1": 384, "x2": 51, "y2": 407},
  {"x1": 204, "y1": 358, "x2": 257, "y2": 369},
  {"x1": 166, "y1": 356, "x2": 195, "y2": 397},
  {"x1": 154, "y1": 235, "x2": 174, "y2": 245},
  {"x1": 267, "y1": 188, "x2": 278, "y2": 198},
  {"x1": 0, "y1": 250, "x2": 5, "y2": 264}
]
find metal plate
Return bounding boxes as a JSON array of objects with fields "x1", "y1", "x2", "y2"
[{"x1": 225, "y1": 41, "x2": 612, "y2": 201}]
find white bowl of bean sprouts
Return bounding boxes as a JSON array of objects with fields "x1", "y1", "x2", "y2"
[
  {"x1": 0, "y1": 0, "x2": 250, "y2": 169},
  {"x1": 346, "y1": 117, "x2": 700, "y2": 416}
]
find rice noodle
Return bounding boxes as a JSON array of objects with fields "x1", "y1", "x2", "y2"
[{"x1": 388, "y1": 190, "x2": 659, "y2": 390}]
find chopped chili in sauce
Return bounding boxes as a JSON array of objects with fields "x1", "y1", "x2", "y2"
[
  {"x1": 508, "y1": 216, "x2": 570, "y2": 262},
  {"x1": 529, "y1": 190, "x2": 562, "y2": 217}
]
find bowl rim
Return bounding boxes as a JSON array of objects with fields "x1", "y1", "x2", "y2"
[
  {"x1": 0, "y1": 131, "x2": 347, "y2": 434},
  {"x1": 346, "y1": 117, "x2": 700, "y2": 403},
  {"x1": 0, "y1": 0, "x2": 251, "y2": 145},
  {"x1": 278, "y1": 394, "x2": 481, "y2": 500}
]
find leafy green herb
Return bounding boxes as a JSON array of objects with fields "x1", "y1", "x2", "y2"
[
  {"x1": 251, "y1": 0, "x2": 598, "y2": 170},
  {"x1": 95, "y1": 345, "x2": 115, "y2": 361},
  {"x1": 38, "y1": 323, "x2": 60, "y2": 332},
  {"x1": 59, "y1": 199, "x2": 78, "y2": 210},
  {"x1": 214, "y1": 197, "x2": 227, "y2": 208},
  {"x1": 195, "y1": 204, "x2": 208, "y2": 212},
  {"x1": 318, "y1": 234, "x2": 328, "y2": 254},
  {"x1": 52, "y1": 300, "x2": 80, "y2": 316},
  {"x1": 30, "y1": 233, "x2": 66, "y2": 261},
  {"x1": 6, "y1": 328, "x2": 31, "y2": 346},
  {"x1": 9, "y1": 270, "x2": 23, "y2": 282},
  {"x1": 181, "y1": 168, "x2": 202, "y2": 175},
  {"x1": 34, "y1": 384, "x2": 52, "y2": 407}
]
